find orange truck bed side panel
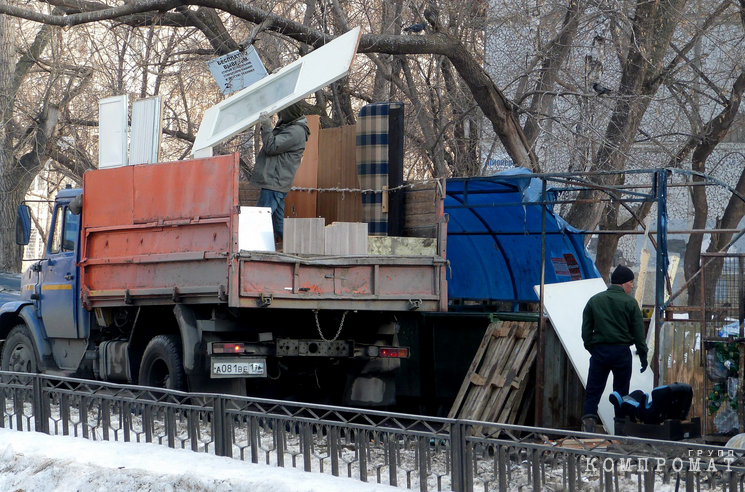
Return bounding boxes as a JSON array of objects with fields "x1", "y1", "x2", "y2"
[
  {"x1": 133, "y1": 158, "x2": 235, "y2": 223},
  {"x1": 82, "y1": 165, "x2": 134, "y2": 228},
  {"x1": 80, "y1": 155, "x2": 238, "y2": 305}
]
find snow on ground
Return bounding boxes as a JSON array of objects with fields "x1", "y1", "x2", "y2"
[{"x1": 0, "y1": 428, "x2": 398, "y2": 492}]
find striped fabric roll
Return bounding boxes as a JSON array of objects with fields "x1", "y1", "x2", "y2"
[{"x1": 356, "y1": 102, "x2": 403, "y2": 236}]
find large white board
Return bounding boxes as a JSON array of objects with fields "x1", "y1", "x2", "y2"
[
  {"x1": 192, "y1": 27, "x2": 361, "y2": 157},
  {"x1": 98, "y1": 95, "x2": 129, "y2": 169},
  {"x1": 536, "y1": 279, "x2": 654, "y2": 434},
  {"x1": 129, "y1": 96, "x2": 163, "y2": 165}
]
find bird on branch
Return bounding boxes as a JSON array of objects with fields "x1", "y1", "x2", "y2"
[
  {"x1": 403, "y1": 23, "x2": 426, "y2": 34},
  {"x1": 423, "y1": 4, "x2": 439, "y2": 29},
  {"x1": 592, "y1": 82, "x2": 612, "y2": 96}
]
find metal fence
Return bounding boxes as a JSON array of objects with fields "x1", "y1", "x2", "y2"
[{"x1": 1, "y1": 371, "x2": 745, "y2": 491}]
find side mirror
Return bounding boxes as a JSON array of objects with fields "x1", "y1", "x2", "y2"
[{"x1": 16, "y1": 204, "x2": 31, "y2": 246}]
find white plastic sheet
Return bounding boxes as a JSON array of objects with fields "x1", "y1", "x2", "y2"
[
  {"x1": 238, "y1": 207, "x2": 275, "y2": 252},
  {"x1": 536, "y1": 279, "x2": 654, "y2": 434}
]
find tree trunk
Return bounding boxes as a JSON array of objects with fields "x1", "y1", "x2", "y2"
[
  {"x1": 0, "y1": 9, "x2": 21, "y2": 272},
  {"x1": 522, "y1": 0, "x2": 583, "y2": 148},
  {"x1": 684, "y1": 71, "x2": 745, "y2": 307},
  {"x1": 594, "y1": 204, "x2": 622, "y2": 279},
  {"x1": 0, "y1": 12, "x2": 59, "y2": 272},
  {"x1": 564, "y1": 0, "x2": 687, "y2": 232},
  {"x1": 0, "y1": 172, "x2": 30, "y2": 272}
]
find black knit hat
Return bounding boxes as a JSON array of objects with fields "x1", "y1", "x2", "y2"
[{"x1": 611, "y1": 265, "x2": 634, "y2": 285}]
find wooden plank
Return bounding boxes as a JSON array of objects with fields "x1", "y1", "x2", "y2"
[
  {"x1": 285, "y1": 115, "x2": 320, "y2": 219},
  {"x1": 666, "y1": 322, "x2": 676, "y2": 382},
  {"x1": 483, "y1": 329, "x2": 536, "y2": 422},
  {"x1": 404, "y1": 213, "x2": 437, "y2": 228},
  {"x1": 504, "y1": 347, "x2": 537, "y2": 423},
  {"x1": 404, "y1": 188, "x2": 437, "y2": 207},
  {"x1": 403, "y1": 226, "x2": 437, "y2": 239},
  {"x1": 405, "y1": 182, "x2": 437, "y2": 192},
  {"x1": 665, "y1": 255, "x2": 680, "y2": 302},
  {"x1": 491, "y1": 375, "x2": 506, "y2": 388},
  {"x1": 677, "y1": 322, "x2": 703, "y2": 422},
  {"x1": 468, "y1": 332, "x2": 518, "y2": 420},
  {"x1": 455, "y1": 324, "x2": 508, "y2": 419},
  {"x1": 316, "y1": 124, "x2": 361, "y2": 223},
  {"x1": 635, "y1": 216, "x2": 652, "y2": 307},
  {"x1": 516, "y1": 325, "x2": 530, "y2": 338},
  {"x1": 477, "y1": 325, "x2": 532, "y2": 421},
  {"x1": 470, "y1": 374, "x2": 486, "y2": 386},
  {"x1": 660, "y1": 321, "x2": 705, "y2": 425},
  {"x1": 463, "y1": 325, "x2": 518, "y2": 419},
  {"x1": 495, "y1": 324, "x2": 514, "y2": 337},
  {"x1": 542, "y1": 321, "x2": 567, "y2": 429},
  {"x1": 404, "y1": 201, "x2": 438, "y2": 216},
  {"x1": 448, "y1": 322, "x2": 500, "y2": 418}
]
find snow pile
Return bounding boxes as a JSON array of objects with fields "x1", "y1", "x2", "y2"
[{"x1": 0, "y1": 429, "x2": 398, "y2": 492}]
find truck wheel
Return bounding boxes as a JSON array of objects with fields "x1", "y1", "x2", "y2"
[
  {"x1": 139, "y1": 335, "x2": 187, "y2": 391},
  {"x1": 1, "y1": 324, "x2": 39, "y2": 373}
]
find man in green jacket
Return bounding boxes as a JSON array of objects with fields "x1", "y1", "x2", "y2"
[
  {"x1": 250, "y1": 103, "x2": 311, "y2": 249},
  {"x1": 581, "y1": 265, "x2": 648, "y2": 432}
]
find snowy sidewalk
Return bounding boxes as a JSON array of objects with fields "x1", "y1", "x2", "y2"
[{"x1": 0, "y1": 428, "x2": 398, "y2": 492}]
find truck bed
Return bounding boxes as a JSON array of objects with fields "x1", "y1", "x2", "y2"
[{"x1": 79, "y1": 155, "x2": 447, "y2": 311}]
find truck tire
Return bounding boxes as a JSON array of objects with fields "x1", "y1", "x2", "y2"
[
  {"x1": 139, "y1": 335, "x2": 187, "y2": 391},
  {"x1": 1, "y1": 324, "x2": 39, "y2": 373}
]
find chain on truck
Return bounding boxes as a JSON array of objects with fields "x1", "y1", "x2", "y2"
[{"x1": 2, "y1": 154, "x2": 448, "y2": 407}]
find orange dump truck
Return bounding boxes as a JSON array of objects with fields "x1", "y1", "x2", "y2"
[{"x1": 7, "y1": 154, "x2": 447, "y2": 406}]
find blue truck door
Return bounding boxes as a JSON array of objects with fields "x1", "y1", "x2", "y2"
[{"x1": 40, "y1": 204, "x2": 80, "y2": 339}]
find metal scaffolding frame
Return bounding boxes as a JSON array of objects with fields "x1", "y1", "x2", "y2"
[{"x1": 447, "y1": 167, "x2": 745, "y2": 428}]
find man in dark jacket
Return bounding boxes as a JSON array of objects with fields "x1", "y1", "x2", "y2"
[
  {"x1": 581, "y1": 265, "x2": 648, "y2": 432},
  {"x1": 250, "y1": 103, "x2": 311, "y2": 248}
]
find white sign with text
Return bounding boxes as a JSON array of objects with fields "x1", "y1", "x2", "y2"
[{"x1": 207, "y1": 47, "x2": 268, "y2": 95}]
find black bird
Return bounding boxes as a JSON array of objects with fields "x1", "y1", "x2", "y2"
[
  {"x1": 423, "y1": 4, "x2": 439, "y2": 27},
  {"x1": 403, "y1": 23, "x2": 426, "y2": 34},
  {"x1": 592, "y1": 82, "x2": 612, "y2": 96}
]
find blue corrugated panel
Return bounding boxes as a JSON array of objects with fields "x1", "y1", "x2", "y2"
[{"x1": 446, "y1": 170, "x2": 600, "y2": 303}]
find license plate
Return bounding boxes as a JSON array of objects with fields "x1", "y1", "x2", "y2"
[{"x1": 211, "y1": 358, "x2": 266, "y2": 378}]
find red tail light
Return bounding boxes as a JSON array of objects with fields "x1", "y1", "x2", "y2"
[
  {"x1": 379, "y1": 347, "x2": 409, "y2": 358},
  {"x1": 212, "y1": 343, "x2": 245, "y2": 354}
]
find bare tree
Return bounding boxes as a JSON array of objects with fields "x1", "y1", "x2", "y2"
[
  {"x1": 0, "y1": 0, "x2": 538, "y2": 171},
  {"x1": 0, "y1": 10, "x2": 96, "y2": 271}
]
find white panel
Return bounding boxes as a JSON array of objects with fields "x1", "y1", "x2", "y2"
[
  {"x1": 192, "y1": 27, "x2": 362, "y2": 156},
  {"x1": 325, "y1": 222, "x2": 368, "y2": 255},
  {"x1": 536, "y1": 279, "x2": 654, "y2": 434},
  {"x1": 98, "y1": 95, "x2": 128, "y2": 169},
  {"x1": 285, "y1": 218, "x2": 325, "y2": 255},
  {"x1": 129, "y1": 96, "x2": 163, "y2": 165},
  {"x1": 238, "y1": 207, "x2": 275, "y2": 252}
]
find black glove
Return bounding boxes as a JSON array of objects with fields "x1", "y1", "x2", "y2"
[{"x1": 640, "y1": 358, "x2": 648, "y2": 373}]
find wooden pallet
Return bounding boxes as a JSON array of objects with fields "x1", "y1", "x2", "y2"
[{"x1": 448, "y1": 320, "x2": 537, "y2": 424}]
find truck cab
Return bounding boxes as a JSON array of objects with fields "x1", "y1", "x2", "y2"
[{"x1": 6, "y1": 188, "x2": 90, "y2": 374}]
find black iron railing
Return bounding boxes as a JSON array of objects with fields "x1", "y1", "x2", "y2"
[{"x1": 0, "y1": 371, "x2": 742, "y2": 491}]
